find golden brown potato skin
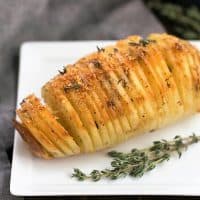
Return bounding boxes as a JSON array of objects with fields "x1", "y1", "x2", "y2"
[{"x1": 15, "y1": 33, "x2": 200, "y2": 159}]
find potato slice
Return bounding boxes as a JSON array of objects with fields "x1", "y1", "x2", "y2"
[
  {"x1": 20, "y1": 98, "x2": 68, "y2": 156},
  {"x1": 100, "y1": 48, "x2": 140, "y2": 131},
  {"x1": 66, "y1": 92, "x2": 103, "y2": 150},
  {"x1": 148, "y1": 43, "x2": 184, "y2": 121},
  {"x1": 86, "y1": 62, "x2": 123, "y2": 144},
  {"x1": 17, "y1": 104, "x2": 64, "y2": 157},
  {"x1": 73, "y1": 64, "x2": 111, "y2": 147},
  {"x1": 150, "y1": 34, "x2": 194, "y2": 115},
  {"x1": 27, "y1": 95, "x2": 80, "y2": 154},
  {"x1": 83, "y1": 56, "x2": 125, "y2": 143},
  {"x1": 92, "y1": 54, "x2": 132, "y2": 134},
  {"x1": 109, "y1": 47, "x2": 157, "y2": 133},
  {"x1": 14, "y1": 120, "x2": 52, "y2": 159},
  {"x1": 181, "y1": 40, "x2": 200, "y2": 109},
  {"x1": 42, "y1": 84, "x2": 94, "y2": 152}
]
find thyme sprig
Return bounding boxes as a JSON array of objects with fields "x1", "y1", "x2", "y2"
[{"x1": 72, "y1": 134, "x2": 200, "y2": 181}]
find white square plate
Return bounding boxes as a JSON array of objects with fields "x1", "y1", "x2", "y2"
[{"x1": 10, "y1": 41, "x2": 200, "y2": 196}]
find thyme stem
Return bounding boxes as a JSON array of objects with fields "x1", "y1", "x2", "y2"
[{"x1": 72, "y1": 134, "x2": 200, "y2": 181}]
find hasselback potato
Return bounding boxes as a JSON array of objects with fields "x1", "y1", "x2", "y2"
[{"x1": 15, "y1": 33, "x2": 200, "y2": 159}]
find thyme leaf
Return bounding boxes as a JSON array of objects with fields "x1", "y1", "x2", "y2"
[
  {"x1": 129, "y1": 39, "x2": 156, "y2": 47},
  {"x1": 139, "y1": 39, "x2": 156, "y2": 46},
  {"x1": 58, "y1": 67, "x2": 67, "y2": 75},
  {"x1": 97, "y1": 46, "x2": 105, "y2": 53},
  {"x1": 64, "y1": 82, "x2": 81, "y2": 92},
  {"x1": 113, "y1": 48, "x2": 118, "y2": 52},
  {"x1": 91, "y1": 60, "x2": 101, "y2": 68},
  {"x1": 72, "y1": 134, "x2": 200, "y2": 181},
  {"x1": 107, "y1": 100, "x2": 115, "y2": 107},
  {"x1": 118, "y1": 78, "x2": 128, "y2": 88}
]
